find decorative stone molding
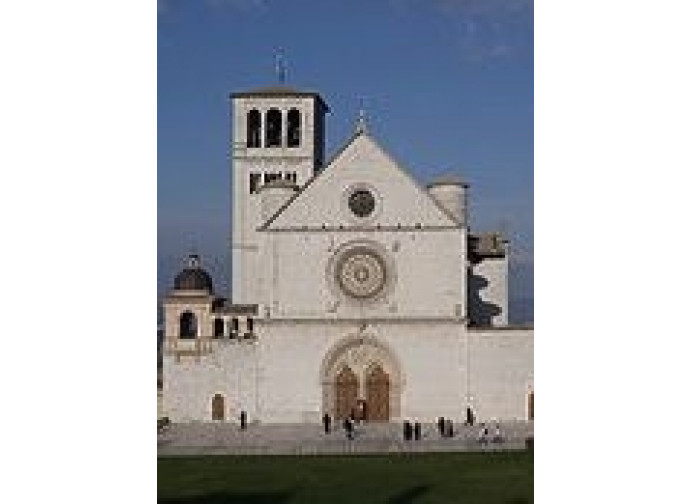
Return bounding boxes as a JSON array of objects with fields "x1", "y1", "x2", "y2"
[
  {"x1": 320, "y1": 333, "x2": 404, "y2": 420},
  {"x1": 326, "y1": 239, "x2": 396, "y2": 306}
]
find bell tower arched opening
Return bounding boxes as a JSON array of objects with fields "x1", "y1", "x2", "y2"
[
  {"x1": 287, "y1": 108, "x2": 301, "y2": 147},
  {"x1": 265, "y1": 108, "x2": 282, "y2": 147},
  {"x1": 179, "y1": 311, "x2": 197, "y2": 339},
  {"x1": 247, "y1": 109, "x2": 261, "y2": 148}
]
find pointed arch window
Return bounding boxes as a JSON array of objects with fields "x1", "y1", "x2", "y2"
[
  {"x1": 179, "y1": 311, "x2": 198, "y2": 339},
  {"x1": 247, "y1": 109, "x2": 261, "y2": 148},
  {"x1": 265, "y1": 108, "x2": 282, "y2": 147},
  {"x1": 287, "y1": 108, "x2": 301, "y2": 147}
]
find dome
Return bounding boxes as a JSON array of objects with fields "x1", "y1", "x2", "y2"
[{"x1": 173, "y1": 254, "x2": 213, "y2": 293}]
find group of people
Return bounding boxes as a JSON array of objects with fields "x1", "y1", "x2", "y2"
[
  {"x1": 437, "y1": 417, "x2": 455, "y2": 438},
  {"x1": 402, "y1": 420, "x2": 422, "y2": 441},
  {"x1": 343, "y1": 415, "x2": 356, "y2": 440},
  {"x1": 477, "y1": 423, "x2": 503, "y2": 444},
  {"x1": 319, "y1": 411, "x2": 505, "y2": 445},
  {"x1": 157, "y1": 416, "x2": 171, "y2": 433},
  {"x1": 321, "y1": 412, "x2": 357, "y2": 440}
]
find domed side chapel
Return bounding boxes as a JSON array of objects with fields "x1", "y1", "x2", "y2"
[{"x1": 162, "y1": 86, "x2": 533, "y2": 424}]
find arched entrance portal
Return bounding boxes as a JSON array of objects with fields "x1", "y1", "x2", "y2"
[
  {"x1": 335, "y1": 366, "x2": 358, "y2": 420},
  {"x1": 321, "y1": 335, "x2": 403, "y2": 422},
  {"x1": 211, "y1": 394, "x2": 225, "y2": 421},
  {"x1": 366, "y1": 365, "x2": 390, "y2": 422}
]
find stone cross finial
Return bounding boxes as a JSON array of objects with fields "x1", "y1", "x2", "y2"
[{"x1": 355, "y1": 97, "x2": 368, "y2": 134}]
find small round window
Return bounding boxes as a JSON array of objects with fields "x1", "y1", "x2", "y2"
[{"x1": 348, "y1": 189, "x2": 376, "y2": 217}]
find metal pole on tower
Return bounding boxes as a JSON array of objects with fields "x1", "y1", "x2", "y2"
[{"x1": 275, "y1": 49, "x2": 286, "y2": 84}]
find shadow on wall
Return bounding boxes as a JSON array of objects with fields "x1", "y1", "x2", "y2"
[{"x1": 468, "y1": 270, "x2": 502, "y2": 326}]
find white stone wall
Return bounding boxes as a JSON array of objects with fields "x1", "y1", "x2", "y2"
[
  {"x1": 254, "y1": 323, "x2": 331, "y2": 423},
  {"x1": 255, "y1": 321, "x2": 468, "y2": 423},
  {"x1": 427, "y1": 183, "x2": 467, "y2": 226},
  {"x1": 231, "y1": 95, "x2": 322, "y2": 304},
  {"x1": 162, "y1": 342, "x2": 260, "y2": 423},
  {"x1": 162, "y1": 321, "x2": 533, "y2": 424},
  {"x1": 267, "y1": 134, "x2": 458, "y2": 231},
  {"x1": 252, "y1": 133, "x2": 469, "y2": 320},
  {"x1": 467, "y1": 328, "x2": 533, "y2": 421},
  {"x1": 164, "y1": 320, "x2": 475, "y2": 424},
  {"x1": 232, "y1": 156, "x2": 315, "y2": 304},
  {"x1": 383, "y1": 323, "x2": 466, "y2": 421},
  {"x1": 258, "y1": 229, "x2": 465, "y2": 320}
]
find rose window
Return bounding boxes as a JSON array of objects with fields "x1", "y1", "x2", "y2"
[{"x1": 335, "y1": 248, "x2": 387, "y2": 299}]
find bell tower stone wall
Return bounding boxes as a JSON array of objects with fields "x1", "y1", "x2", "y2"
[{"x1": 230, "y1": 89, "x2": 328, "y2": 304}]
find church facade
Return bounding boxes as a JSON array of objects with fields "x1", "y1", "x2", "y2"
[{"x1": 161, "y1": 86, "x2": 533, "y2": 424}]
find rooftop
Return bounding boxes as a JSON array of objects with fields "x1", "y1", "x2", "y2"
[
  {"x1": 231, "y1": 86, "x2": 329, "y2": 111},
  {"x1": 469, "y1": 232, "x2": 508, "y2": 259},
  {"x1": 427, "y1": 174, "x2": 469, "y2": 188}
]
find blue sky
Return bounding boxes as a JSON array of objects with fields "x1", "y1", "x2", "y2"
[{"x1": 158, "y1": 0, "x2": 533, "y2": 321}]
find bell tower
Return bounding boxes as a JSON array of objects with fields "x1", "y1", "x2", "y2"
[{"x1": 230, "y1": 86, "x2": 329, "y2": 304}]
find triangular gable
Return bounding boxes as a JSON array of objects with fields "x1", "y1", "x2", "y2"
[{"x1": 262, "y1": 132, "x2": 459, "y2": 230}]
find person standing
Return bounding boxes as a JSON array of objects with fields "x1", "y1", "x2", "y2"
[
  {"x1": 478, "y1": 424, "x2": 489, "y2": 445},
  {"x1": 465, "y1": 407, "x2": 474, "y2": 426},
  {"x1": 492, "y1": 424, "x2": 502, "y2": 443},
  {"x1": 345, "y1": 416, "x2": 354, "y2": 440},
  {"x1": 357, "y1": 400, "x2": 366, "y2": 424}
]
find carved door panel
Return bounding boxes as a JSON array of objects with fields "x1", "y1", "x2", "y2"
[
  {"x1": 335, "y1": 366, "x2": 358, "y2": 420},
  {"x1": 366, "y1": 365, "x2": 390, "y2": 422}
]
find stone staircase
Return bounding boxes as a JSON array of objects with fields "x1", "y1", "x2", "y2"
[{"x1": 158, "y1": 421, "x2": 534, "y2": 456}]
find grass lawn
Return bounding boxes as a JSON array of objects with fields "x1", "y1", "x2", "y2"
[{"x1": 158, "y1": 451, "x2": 533, "y2": 504}]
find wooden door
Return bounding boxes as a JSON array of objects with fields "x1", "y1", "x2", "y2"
[
  {"x1": 211, "y1": 394, "x2": 225, "y2": 421},
  {"x1": 366, "y1": 365, "x2": 390, "y2": 422},
  {"x1": 335, "y1": 366, "x2": 358, "y2": 420},
  {"x1": 528, "y1": 391, "x2": 534, "y2": 420}
]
